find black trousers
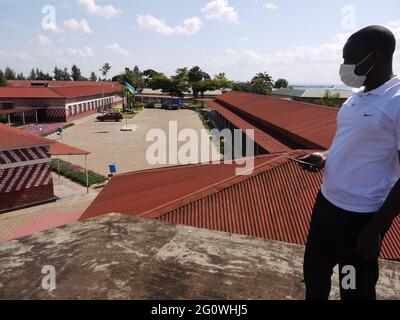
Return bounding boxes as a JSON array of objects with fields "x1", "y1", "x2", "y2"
[{"x1": 303, "y1": 191, "x2": 389, "y2": 300}]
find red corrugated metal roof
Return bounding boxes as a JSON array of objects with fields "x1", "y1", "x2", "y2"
[
  {"x1": 8, "y1": 80, "x2": 121, "y2": 88},
  {"x1": 216, "y1": 91, "x2": 338, "y2": 150},
  {"x1": 49, "y1": 142, "x2": 90, "y2": 156},
  {"x1": 205, "y1": 99, "x2": 291, "y2": 153},
  {"x1": 0, "y1": 83, "x2": 123, "y2": 99},
  {"x1": 81, "y1": 151, "x2": 400, "y2": 261},
  {"x1": 81, "y1": 154, "x2": 284, "y2": 220},
  {"x1": 50, "y1": 84, "x2": 123, "y2": 98},
  {"x1": 0, "y1": 87, "x2": 64, "y2": 99},
  {"x1": 0, "y1": 124, "x2": 55, "y2": 150}
]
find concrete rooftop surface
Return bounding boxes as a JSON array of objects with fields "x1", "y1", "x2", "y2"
[{"x1": 0, "y1": 213, "x2": 399, "y2": 300}]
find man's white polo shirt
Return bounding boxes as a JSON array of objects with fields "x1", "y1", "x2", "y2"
[{"x1": 321, "y1": 76, "x2": 400, "y2": 213}]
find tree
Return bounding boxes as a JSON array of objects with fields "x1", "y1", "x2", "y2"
[
  {"x1": 188, "y1": 66, "x2": 203, "y2": 84},
  {"x1": 232, "y1": 72, "x2": 274, "y2": 96},
  {"x1": 149, "y1": 74, "x2": 189, "y2": 98},
  {"x1": 232, "y1": 81, "x2": 250, "y2": 92},
  {"x1": 142, "y1": 69, "x2": 162, "y2": 87},
  {"x1": 115, "y1": 67, "x2": 143, "y2": 88},
  {"x1": 188, "y1": 66, "x2": 211, "y2": 98},
  {"x1": 99, "y1": 63, "x2": 111, "y2": 81},
  {"x1": 34, "y1": 68, "x2": 52, "y2": 81},
  {"x1": 4, "y1": 67, "x2": 16, "y2": 80},
  {"x1": 53, "y1": 67, "x2": 61, "y2": 80},
  {"x1": 252, "y1": 72, "x2": 274, "y2": 87},
  {"x1": 29, "y1": 68, "x2": 37, "y2": 80},
  {"x1": 133, "y1": 65, "x2": 140, "y2": 76},
  {"x1": 62, "y1": 67, "x2": 71, "y2": 80},
  {"x1": 16, "y1": 72, "x2": 25, "y2": 80},
  {"x1": 193, "y1": 80, "x2": 217, "y2": 98},
  {"x1": 90, "y1": 72, "x2": 97, "y2": 81},
  {"x1": 53, "y1": 66, "x2": 70, "y2": 80},
  {"x1": 213, "y1": 73, "x2": 233, "y2": 89},
  {"x1": 248, "y1": 72, "x2": 274, "y2": 95},
  {"x1": 0, "y1": 70, "x2": 7, "y2": 87},
  {"x1": 274, "y1": 78, "x2": 289, "y2": 89},
  {"x1": 71, "y1": 64, "x2": 82, "y2": 81}
]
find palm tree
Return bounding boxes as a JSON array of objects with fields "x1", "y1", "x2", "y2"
[
  {"x1": 99, "y1": 63, "x2": 111, "y2": 81},
  {"x1": 252, "y1": 72, "x2": 274, "y2": 86}
]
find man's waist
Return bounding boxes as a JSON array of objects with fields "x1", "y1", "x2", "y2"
[{"x1": 320, "y1": 185, "x2": 381, "y2": 214}]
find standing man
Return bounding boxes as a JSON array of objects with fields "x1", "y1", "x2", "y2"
[{"x1": 301, "y1": 25, "x2": 400, "y2": 300}]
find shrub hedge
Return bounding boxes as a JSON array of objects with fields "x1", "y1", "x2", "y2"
[{"x1": 51, "y1": 159, "x2": 108, "y2": 186}]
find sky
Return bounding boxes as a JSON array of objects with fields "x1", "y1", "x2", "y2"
[{"x1": 0, "y1": 0, "x2": 399, "y2": 84}]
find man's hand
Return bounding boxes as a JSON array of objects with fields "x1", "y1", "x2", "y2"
[
  {"x1": 299, "y1": 152, "x2": 327, "y2": 172},
  {"x1": 356, "y1": 226, "x2": 381, "y2": 259}
]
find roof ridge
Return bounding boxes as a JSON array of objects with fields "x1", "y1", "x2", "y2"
[
  {"x1": 137, "y1": 151, "x2": 306, "y2": 219},
  {"x1": 47, "y1": 86, "x2": 66, "y2": 98},
  {"x1": 113, "y1": 154, "x2": 282, "y2": 178},
  {"x1": 218, "y1": 91, "x2": 340, "y2": 111}
]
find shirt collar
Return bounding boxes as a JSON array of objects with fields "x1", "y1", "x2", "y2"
[{"x1": 357, "y1": 75, "x2": 400, "y2": 97}]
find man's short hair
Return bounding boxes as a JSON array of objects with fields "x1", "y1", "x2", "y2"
[{"x1": 348, "y1": 25, "x2": 396, "y2": 57}]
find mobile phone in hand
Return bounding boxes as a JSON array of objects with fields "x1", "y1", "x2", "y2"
[{"x1": 287, "y1": 157, "x2": 321, "y2": 168}]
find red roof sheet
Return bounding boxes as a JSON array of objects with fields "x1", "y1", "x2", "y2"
[
  {"x1": 8, "y1": 80, "x2": 120, "y2": 88},
  {"x1": 205, "y1": 99, "x2": 291, "y2": 153},
  {"x1": 0, "y1": 87, "x2": 63, "y2": 99},
  {"x1": 49, "y1": 142, "x2": 90, "y2": 156},
  {"x1": 81, "y1": 154, "x2": 284, "y2": 220},
  {"x1": 50, "y1": 84, "x2": 123, "y2": 98},
  {"x1": 0, "y1": 124, "x2": 55, "y2": 150},
  {"x1": 81, "y1": 151, "x2": 400, "y2": 261},
  {"x1": 216, "y1": 91, "x2": 338, "y2": 150},
  {"x1": 0, "y1": 83, "x2": 123, "y2": 99}
]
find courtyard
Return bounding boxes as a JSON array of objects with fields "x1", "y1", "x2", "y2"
[{"x1": 49, "y1": 109, "x2": 220, "y2": 176}]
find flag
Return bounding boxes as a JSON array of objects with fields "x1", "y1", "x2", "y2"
[{"x1": 124, "y1": 81, "x2": 137, "y2": 94}]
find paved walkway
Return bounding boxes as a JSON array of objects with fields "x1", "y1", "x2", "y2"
[
  {"x1": 49, "y1": 109, "x2": 221, "y2": 176},
  {"x1": 0, "y1": 174, "x2": 98, "y2": 241}
]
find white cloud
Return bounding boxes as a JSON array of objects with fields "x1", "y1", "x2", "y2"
[
  {"x1": 0, "y1": 50, "x2": 34, "y2": 62},
  {"x1": 105, "y1": 43, "x2": 130, "y2": 56},
  {"x1": 63, "y1": 19, "x2": 93, "y2": 34},
  {"x1": 136, "y1": 15, "x2": 202, "y2": 36},
  {"x1": 31, "y1": 35, "x2": 52, "y2": 46},
  {"x1": 66, "y1": 46, "x2": 94, "y2": 57},
  {"x1": 201, "y1": 0, "x2": 239, "y2": 23},
  {"x1": 224, "y1": 33, "x2": 349, "y2": 67},
  {"x1": 76, "y1": 0, "x2": 121, "y2": 18},
  {"x1": 204, "y1": 33, "x2": 352, "y2": 83},
  {"x1": 264, "y1": 2, "x2": 279, "y2": 10}
]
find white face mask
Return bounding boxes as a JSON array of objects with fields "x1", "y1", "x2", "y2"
[{"x1": 339, "y1": 53, "x2": 375, "y2": 88}]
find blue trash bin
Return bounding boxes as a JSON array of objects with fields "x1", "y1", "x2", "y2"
[{"x1": 109, "y1": 163, "x2": 117, "y2": 174}]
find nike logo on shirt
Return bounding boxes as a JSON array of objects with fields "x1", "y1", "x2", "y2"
[{"x1": 364, "y1": 114, "x2": 374, "y2": 117}]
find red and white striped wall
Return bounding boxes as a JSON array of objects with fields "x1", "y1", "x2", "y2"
[
  {"x1": 46, "y1": 107, "x2": 67, "y2": 121},
  {"x1": 0, "y1": 146, "x2": 53, "y2": 194}
]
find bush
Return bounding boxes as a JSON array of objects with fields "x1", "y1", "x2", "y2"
[{"x1": 51, "y1": 159, "x2": 108, "y2": 186}]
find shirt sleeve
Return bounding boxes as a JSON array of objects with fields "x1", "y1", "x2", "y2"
[{"x1": 396, "y1": 111, "x2": 400, "y2": 151}]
